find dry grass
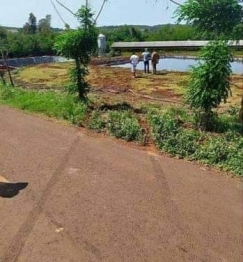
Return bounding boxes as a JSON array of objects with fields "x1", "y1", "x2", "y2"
[
  {"x1": 13, "y1": 63, "x2": 72, "y2": 89},
  {"x1": 10, "y1": 61, "x2": 243, "y2": 110},
  {"x1": 220, "y1": 74, "x2": 243, "y2": 111},
  {"x1": 88, "y1": 66, "x2": 187, "y2": 97}
]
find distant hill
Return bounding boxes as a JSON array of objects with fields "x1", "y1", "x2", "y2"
[
  {"x1": 3, "y1": 26, "x2": 20, "y2": 33},
  {"x1": 2, "y1": 24, "x2": 179, "y2": 33},
  {"x1": 98, "y1": 24, "x2": 173, "y2": 32}
]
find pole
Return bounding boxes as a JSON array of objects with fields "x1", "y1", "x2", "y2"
[{"x1": 1, "y1": 50, "x2": 14, "y2": 87}]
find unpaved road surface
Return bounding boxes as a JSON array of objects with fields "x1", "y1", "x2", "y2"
[{"x1": 0, "y1": 106, "x2": 242, "y2": 262}]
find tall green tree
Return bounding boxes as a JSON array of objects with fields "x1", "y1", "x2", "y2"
[
  {"x1": 176, "y1": 0, "x2": 243, "y2": 39},
  {"x1": 176, "y1": 0, "x2": 243, "y2": 130},
  {"x1": 38, "y1": 15, "x2": 52, "y2": 35},
  {"x1": 23, "y1": 13, "x2": 37, "y2": 34},
  {"x1": 54, "y1": 5, "x2": 97, "y2": 100},
  {"x1": 29, "y1": 13, "x2": 37, "y2": 34},
  {"x1": 186, "y1": 41, "x2": 233, "y2": 130}
]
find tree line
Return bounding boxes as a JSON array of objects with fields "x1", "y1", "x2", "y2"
[
  {"x1": 1, "y1": 22, "x2": 199, "y2": 57},
  {"x1": 0, "y1": 13, "x2": 59, "y2": 58},
  {"x1": 1, "y1": 11, "x2": 242, "y2": 58},
  {"x1": 99, "y1": 24, "x2": 203, "y2": 52}
]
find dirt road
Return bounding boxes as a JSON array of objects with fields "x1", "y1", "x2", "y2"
[{"x1": 0, "y1": 106, "x2": 242, "y2": 262}]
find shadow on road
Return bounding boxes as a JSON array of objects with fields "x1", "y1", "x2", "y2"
[{"x1": 0, "y1": 182, "x2": 28, "y2": 198}]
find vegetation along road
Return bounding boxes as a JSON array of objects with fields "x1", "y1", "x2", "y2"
[{"x1": 0, "y1": 105, "x2": 242, "y2": 262}]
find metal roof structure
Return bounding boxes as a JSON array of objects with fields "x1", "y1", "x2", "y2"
[{"x1": 111, "y1": 40, "x2": 243, "y2": 50}]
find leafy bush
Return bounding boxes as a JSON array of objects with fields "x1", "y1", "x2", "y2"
[
  {"x1": 223, "y1": 132, "x2": 243, "y2": 175},
  {"x1": 148, "y1": 111, "x2": 201, "y2": 158},
  {"x1": 88, "y1": 110, "x2": 106, "y2": 132},
  {"x1": 107, "y1": 111, "x2": 142, "y2": 142},
  {"x1": 148, "y1": 109, "x2": 243, "y2": 176},
  {"x1": 164, "y1": 129, "x2": 201, "y2": 158},
  {"x1": 194, "y1": 136, "x2": 230, "y2": 164},
  {"x1": 227, "y1": 105, "x2": 240, "y2": 117},
  {"x1": 194, "y1": 132, "x2": 243, "y2": 175},
  {"x1": 147, "y1": 112, "x2": 180, "y2": 150}
]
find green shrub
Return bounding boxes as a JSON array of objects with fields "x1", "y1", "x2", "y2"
[
  {"x1": 224, "y1": 148, "x2": 243, "y2": 176},
  {"x1": 194, "y1": 136, "x2": 230, "y2": 164},
  {"x1": 148, "y1": 109, "x2": 243, "y2": 176},
  {"x1": 164, "y1": 129, "x2": 201, "y2": 158},
  {"x1": 148, "y1": 111, "x2": 201, "y2": 158},
  {"x1": 88, "y1": 110, "x2": 106, "y2": 132},
  {"x1": 194, "y1": 132, "x2": 243, "y2": 176},
  {"x1": 220, "y1": 132, "x2": 243, "y2": 175},
  {"x1": 147, "y1": 112, "x2": 180, "y2": 150},
  {"x1": 107, "y1": 111, "x2": 142, "y2": 142},
  {"x1": 227, "y1": 105, "x2": 240, "y2": 118}
]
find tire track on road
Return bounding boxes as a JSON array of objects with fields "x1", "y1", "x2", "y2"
[
  {"x1": 150, "y1": 155, "x2": 206, "y2": 262},
  {"x1": 1, "y1": 135, "x2": 80, "y2": 262}
]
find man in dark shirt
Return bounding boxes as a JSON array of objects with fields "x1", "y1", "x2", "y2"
[
  {"x1": 151, "y1": 50, "x2": 160, "y2": 75},
  {"x1": 142, "y1": 48, "x2": 151, "y2": 73}
]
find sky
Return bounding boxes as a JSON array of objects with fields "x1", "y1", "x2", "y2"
[{"x1": 0, "y1": 0, "x2": 184, "y2": 29}]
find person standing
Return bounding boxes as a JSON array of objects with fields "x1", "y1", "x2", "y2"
[
  {"x1": 151, "y1": 50, "x2": 160, "y2": 75},
  {"x1": 142, "y1": 48, "x2": 151, "y2": 73},
  {"x1": 130, "y1": 52, "x2": 140, "y2": 78}
]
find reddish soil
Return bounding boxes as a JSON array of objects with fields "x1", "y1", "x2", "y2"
[{"x1": 0, "y1": 106, "x2": 242, "y2": 262}]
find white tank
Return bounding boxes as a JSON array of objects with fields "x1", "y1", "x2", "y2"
[{"x1": 98, "y1": 34, "x2": 106, "y2": 56}]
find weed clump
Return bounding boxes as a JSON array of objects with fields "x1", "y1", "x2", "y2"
[
  {"x1": 148, "y1": 108, "x2": 243, "y2": 176},
  {"x1": 107, "y1": 111, "x2": 143, "y2": 142},
  {"x1": 88, "y1": 110, "x2": 106, "y2": 132}
]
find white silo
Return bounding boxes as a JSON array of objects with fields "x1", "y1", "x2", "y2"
[{"x1": 97, "y1": 33, "x2": 106, "y2": 57}]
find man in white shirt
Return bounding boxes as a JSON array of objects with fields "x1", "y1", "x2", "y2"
[{"x1": 130, "y1": 52, "x2": 140, "y2": 78}]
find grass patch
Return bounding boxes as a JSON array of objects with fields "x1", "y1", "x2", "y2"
[
  {"x1": 0, "y1": 84, "x2": 87, "y2": 125},
  {"x1": 0, "y1": 84, "x2": 144, "y2": 143}
]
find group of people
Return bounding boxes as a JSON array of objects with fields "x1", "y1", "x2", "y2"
[{"x1": 130, "y1": 48, "x2": 160, "y2": 78}]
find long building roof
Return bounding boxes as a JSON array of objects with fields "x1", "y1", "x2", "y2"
[{"x1": 111, "y1": 40, "x2": 243, "y2": 49}]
